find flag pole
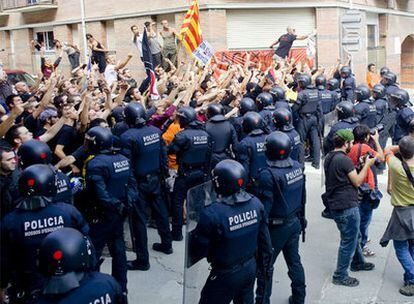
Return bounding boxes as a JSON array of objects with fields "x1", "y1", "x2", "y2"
[{"x1": 80, "y1": 0, "x2": 89, "y2": 66}]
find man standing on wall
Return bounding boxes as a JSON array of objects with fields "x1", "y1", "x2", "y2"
[{"x1": 270, "y1": 26, "x2": 314, "y2": 61}]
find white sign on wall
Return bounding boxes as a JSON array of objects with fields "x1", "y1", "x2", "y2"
[{"x1": 394, "y1": 37, "x2": 401, "y2": 55}]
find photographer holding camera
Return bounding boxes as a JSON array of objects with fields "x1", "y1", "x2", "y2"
[
  {"x1": 347, "y1": 125, "x2": 384, "y2": 257},
  {"x1": 324, "y1": 129, "x2": 377, "y2": 287}
]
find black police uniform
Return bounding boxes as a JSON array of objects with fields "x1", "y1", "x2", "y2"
[
  {"x1": 373, "y1": 95, "x2": 390, "y2": 149},
  {"x1": 36, "y1": 272, "x2": 123, "y2": 304},
  {"x1": 1, "y1": 166, "x2": 89, "y2": 303},
  {"x1": 354, "y1": 99, "x2": 377, "y2": 128},
  {"x1": 292, "y1": 84, "x2": 322, "y2": 168},
  {"x1": 323, "y1": 118, "x2": 359, "y2": 155},
  {"x1": 318, "y1": 87, "x2": 335, "y2": 137},
  {"x1": 36, "y1": 227, "x2": 124, "y2": 304},
  {"x1": 237, "y1": 129, "x2": 267, "y2": 193},
  {"x1": 341, "y1": 76, "x2": 356, "y2": 102},
  {"x1": 188, "y1": 160, "x2": 272, "y2": 304},
  {"x1": 230, "y1": 115, "x2": 245, "y2": 141},
  {"x1": 284, "y1": 129, "x2": 305, "y2": 164},
  {"x1": 206, "y1": 115, "x2": 238, "y2": 168},
  {"x1": 85, "y1": 151, "x2": 137, "y2": 292},
  {"x1": 120, "y1": 124, "x2": 172, "y2": 265},
  {"x1": 255, "y1": 133, "x2": 306, "y2": 304},
  {"x1": 394, "y1": 107, "x2": 414, "y2": 144},
  {"x1": 168, "y1": 121, "x2": 211, "y2": 239}
]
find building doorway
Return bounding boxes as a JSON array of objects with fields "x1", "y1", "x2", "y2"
[{"x1": 401, "y1": 35, "x2": 414, "y2": 89}]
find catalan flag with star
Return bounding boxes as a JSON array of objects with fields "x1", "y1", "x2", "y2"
[{"x1": 179, "y1": 0, "x2": 203, "y2": 56}]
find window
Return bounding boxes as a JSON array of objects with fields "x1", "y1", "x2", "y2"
[
  {"x1": 367, "y1": 24, "x2": 378, "y2": 49},
  {"x1": 35, "y1": 31, "x2": 55, "y2": 51}
]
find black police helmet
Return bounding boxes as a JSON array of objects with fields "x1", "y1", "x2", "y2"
[
  {"x1": 336, "y1": 101, "x2": 354, "y2": 120},
  {"x1": 270, "y1": 86, "x2": 286, "y2": 102},
  {"x1": 213, "y1": 159, "x2": 247, "y2": 196},
  {"x1": 177, "y1": 106, "x2": 196, "y2": 128},
  {"x1": 297, "y1": 74, "x2": 311, "y2": 89},
  {"x1": 390, "y1": 89, "x2": 410, "y2": 107},
  {"x1": 256, "y1": 92, "x2": 273, "y2": 107},
  {"x1": 355, "y1": 85, "x2": 371, "y2": 101},
  {"x1": 340, "y1": 66, "x2": 352, "y2": 78},
  {"x1": 315, "y1": 75, "x2": 327, "y2": 88},
  {"x1": 383, "y1": 72, "x2": 397, "y2": 85},
  {"x1": 239, "y1": 97, "x2": 257, "y2": 115},
  {"x1": 124, "y1": 102, "x2": 146, "y2": 126},
  {"x1": 273, "y1": 108, "x2": 294, "y2": 132},
  {"x1": 409, "y1": 118, "x2": 414, "y2": 134},
  {"x1": 19, "y1": 164, "x2": 57, "y2": 197},
  {"x1": 380, "y1": 67, "x2": 390, "y2": 77},
  {"x1": 242, "y1": 111, "x2": 264, "y2": 134},
  {"x1": 327, "y1": 78, "x2": 339, "y2": 91},
  {"x1": 84, "y1": 126, "x2": 113, "y2": 154},
  {"x1": 372, "y1": 84, "x2": 386, "y2": 99},
  {"x1": 265, "y1": 131, "x2": 292, "y2": 161},
  {"x1": 206, "y1": 103, "x2": 224, "y2": 119},
  {"x1": 39, "y1": 228, "x2": 92, "y2": 294},
  {"x1": 18, "y1": 140, "x2": 52, "y2": 169}
]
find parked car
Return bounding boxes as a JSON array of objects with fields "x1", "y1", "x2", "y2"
[{"x1": 4, "y1": 69, "x2": 37, "y2": 87}]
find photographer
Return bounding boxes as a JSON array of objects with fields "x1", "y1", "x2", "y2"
[
  {"x1": 347, "y1": 125, "x2": 384, "y2": 257},
  {"x1": 324, "y1": 129, "x2": 376, "y2": 287},
  {"x1": 381, "y1": 136, "x2": 414, "y2": 296}
]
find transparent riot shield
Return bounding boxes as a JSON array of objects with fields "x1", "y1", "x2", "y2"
[
  {"x1": 323, "y1": 112, "x2": 338, "y2": 137},
  {"x1": 183, "y1": 180, "x2": 217, "y2": 304}
]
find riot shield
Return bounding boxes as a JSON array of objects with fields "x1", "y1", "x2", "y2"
[
  {"x1": 183, "y1": 180, "x2": 217, "y2": 304},
  {"x1": 324, "y1": 112, "x2": 338, "y2": 136}
]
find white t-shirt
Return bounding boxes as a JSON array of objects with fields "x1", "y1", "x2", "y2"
[
  {"x1": 133, "y1": 35, "x2": 143, "y2": 58},
  {"x1": 104, "y1": 64, "x2": 117, "y2": 87}
]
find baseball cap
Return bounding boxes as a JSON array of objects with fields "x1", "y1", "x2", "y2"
[{"x1": 335, "y1": 129, "x2": 354, "y2": 142}]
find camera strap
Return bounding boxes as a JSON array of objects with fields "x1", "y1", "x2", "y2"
[{"x1": 395, "y1": 152, "x2": 414, "y2": 188}]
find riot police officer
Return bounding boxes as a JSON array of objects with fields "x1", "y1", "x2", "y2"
[
  {"x1": 292, "y1": 74, "x2": 322, "y2": 169},
  {"x1": 316, "y1": 75, "x2": 335, "y2": 136},
  {"x1": 323, "y1": 101, "x2": 359, "y2": 155},
  {"x1": 18, "y1": 140, "x2": 73, "y2": 204},
  {"x1": 354, "y1": 85, "x2": 377, "y2": 128},
  {"x1": 273, "y1": 108, "x2": 305, "y2": 163},
  {"x1": 340, "y1": 66, "x2": 356, "y2": 102},
  {"x1": 327, "y1": 78, "x2": 342, "y2": 109},
  {"x1": 231, "y1": 97, "x2": 257, "y2": 141},
  {"x1": 168, "y1": 106, "x2": 211, "y2": 241},
  {"x1": 188, "y1": 159, "x2": 272, "y2": 304},
  {"x1": 383, "y1": 72, "x2": 399, "y2": 97},
  {"x1": 205, "y1": 103, "x2": 238, "y2": 168},
  {"x1": 84, "y1": 126, "x2": 137, "y2": 293},
  {"x1": 237, "y1": 112, "x2": 267, "y2": 194},
  {"x1": 372, "y1": 84, "x2": 390, "y2": 148},
  {"x1": 270, "y1": 86, "x2": 290, "y2": 111},
  {"x1": 380, "y1": 67, "x2": 390, "y2": 78},
  {"x1": 1, "y1": 164, "x2": 89, "y2": 303},
  {"x1": 257, "y1": 92, "x2": 276, "y2": 131},
  {"x1": 36, "y1": 227, "x2": 125, "y2": 304},
  {"x1": 255, "y1": 132, "x2": 306, "y2": 304},
  {"x1": 390, "y1": 89, "x2": 414, "y2": 144},
  {"x1": 120, "y1": 103, "x2": 173, "y2": 270}
]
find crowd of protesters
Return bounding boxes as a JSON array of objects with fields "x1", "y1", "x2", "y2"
[{"x1": 0, "y1": 21, "x2": 414, "y2": 304}]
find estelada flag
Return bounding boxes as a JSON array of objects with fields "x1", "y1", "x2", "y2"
[{"x1": 179, "y1": 0, "x2": 203, "y2": 55}]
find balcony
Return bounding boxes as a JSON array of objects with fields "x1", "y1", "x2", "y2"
[{"x1": 1, "y1": 0, "x2": 57, "y2": 13}]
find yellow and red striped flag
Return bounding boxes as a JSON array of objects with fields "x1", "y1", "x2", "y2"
[{"x1": 179, "y1": 0, "x2": 203, "y2": 55}]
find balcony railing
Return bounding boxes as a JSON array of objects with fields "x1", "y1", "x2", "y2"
[{"x1": 1, "y1": 0, "x2": 57, "y2": 12}]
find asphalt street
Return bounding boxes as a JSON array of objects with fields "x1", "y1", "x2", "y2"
[{"x1": 101, "y1": 163, "x2": 414, "y2": 304}]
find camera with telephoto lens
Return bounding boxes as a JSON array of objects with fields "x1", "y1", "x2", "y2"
[{"x1": 370, "y1": 123, "x2": 384, "y2": 135}]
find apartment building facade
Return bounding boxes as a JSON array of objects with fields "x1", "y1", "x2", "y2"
[{"x1": 0, "y1": 0, "x2": 413, "y2": 87}]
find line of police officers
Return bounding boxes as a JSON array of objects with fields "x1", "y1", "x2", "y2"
[{"x1": 1, "y1": 65, "x2": 413, "y2": 304}]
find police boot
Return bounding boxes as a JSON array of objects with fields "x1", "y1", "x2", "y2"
[
  {"x1": 127, "y1": 259, "x2": 150, "y2": 271},
  {"x1": 172, "y1": 229, "x2": 183, "y2": 241},
  {"x1": 152, "y1": 243, "x2": 173, "y2": 254}
]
